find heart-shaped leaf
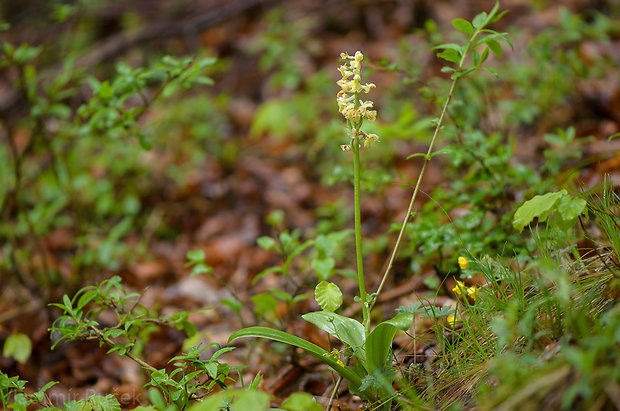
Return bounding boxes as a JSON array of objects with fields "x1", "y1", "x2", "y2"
[{"x1": 314, "y1": 281, "x2": 342, "y2": 312}]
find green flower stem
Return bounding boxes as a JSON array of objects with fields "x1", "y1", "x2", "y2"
[
  {"x1": 369, "y1": 76, "x2": 459, "y2": 313},
  {"x1": 352, "y1": 127, "x2": 370, "y2": 332}
]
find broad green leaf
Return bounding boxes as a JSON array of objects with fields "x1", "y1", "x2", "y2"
[
  {"x1": 302, "y1": 311, "x2": 365, "y2": 363},
  {"x1": 314, "y1": 281, "x2": 342, "y2": 312},
  {"x1": 188, "y1": 390, "x2": 269, "y2": 411},
  {"x1": 186, "y1": 250, "x2": 205, "y2": 263},
  {"x1": 220, "y1": 298, "x2": 242, "y2": 315},
  {"x1": 3, "y1": 333, "x2": 32, "y2": 364},
  {"x1": 312, "y1": 257, "x2": 335, "y2": 281},
  {"x1": 40, "y1": 381, "x2": 59, "y2": 392},
  {"x1": 406, "y1": 147, "x2": 450, "y2": 161},
  {"x1": 513, "y1": 190, "x2": 567, "y2": 232},
  {"x1": 281, "y1": 392, "x2": 322, "y2": 411},
  {"x1": 486, "y1": 39, "x2": 503, "y2": 57},
  {"x1": 433, "y1": 43, "x2": 464, "y2": 53},
  {"x1": 250, "y1": 99, "x2": 296, "y2": 139},
  {"x1": 161, "y1": 81, "x2": 180, "y2": 98},
  {"x1": 190, "y1": 263, "x2": 212, "y2": 276},
  {"x1": 557, "y1": 195, "x2": 586, "y2": 221},
  {"x1": 251, "y1": 293, "x2": 278, "y2": 320},
  {"x1": 482, "y1": 66, "x2": 499, "y2": 77},
  {"x1": 230, "y1": 390, "x2": 270, "y2": 411},
  {"x1": 472, "y1": 12, "x2": 488, "y2": 29},
  {"x1": 270, "y1": 288, "x2": 293, "y2": 302},
  {"x1": 256, "y1": 236, "x2": 277, "y2": 251},
  {"x1": 480, "y1": 47, "x2": 490, "y2": 65},
  {"x1": 64, "y1": 400, "x2": 90, "y2": 411},
  {"x1": 472, "y1": 49, "x2": 481, "y2": 66},
  {"x1": 77, "y1": 290, "x2": 97, "y2": 310},
  {"x1": 252, "y1": 266, "x2": 283, "y2": 285},
  {"x1": 365, "y1": 314, "x2": 412, "y2": 376},
  {"x1": 491, "y1": 9, "x2": 510, "y2": 24},
  {"x1": 228, "y1": 327, "x2": 365, "y2": 396},
  {"x1": 437, "y1": 49, "x2": 461, "y2": 64},
  {"x1": 63, "y1": 294, "x2": 72, "y2": 311},
  {"x1": 89, "y1": 394, "x2": 120, "y2": 411},
  {"x1": 488, "y1": 1, "x2": 504, "y2": 22},
  {"x1": 187, "y1": 391, "x2": 228, "y2": 411},
  {"x1": 452, "y1": 18, "x2": 473, "y2": 35}
]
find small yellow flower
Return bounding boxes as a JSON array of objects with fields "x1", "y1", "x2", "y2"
[
  {"x1": 466, "y1": 286, "x2": 479, "y2": 302},
  {"x1": 446, "y1": 314, "x2": 461, "y2": 328},
  {"x1": 458, "y1": 256, "x2": 469, "y2": 270},
  {"x1": 327, "y1": 349, "x2": 345, "y2": 367},
  {"x1": 452, "y1": 280, "x2": 465, "y2": 296}
]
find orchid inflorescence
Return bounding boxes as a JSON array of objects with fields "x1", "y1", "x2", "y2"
[{"x1": 337, "y1": 51, "x2": 379, "y2": 150}]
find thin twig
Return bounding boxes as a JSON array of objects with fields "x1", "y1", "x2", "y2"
[
  {"x1": 327, "y1": 375, "x2": 344, "y2": 411},
  {"x1": 370, "y1": 77, "x2": 459, "y2": 313}
]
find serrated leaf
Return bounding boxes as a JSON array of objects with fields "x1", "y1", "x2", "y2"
[
  {"x1": 513, "y1": 190, "x2": 567, "y2": 232},
  {"x1": 452, "y1": 18, "x2": 473, "y2": 35},
  {"x1": 396, "y1": 302, "x2": 425, "y2": 314},
  {"x1": 314, "y1": 281, "x2": 342, "y2": 312}
]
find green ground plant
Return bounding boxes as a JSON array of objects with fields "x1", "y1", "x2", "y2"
[
  {"x1": 0, "y1": 16, "x2": 216, "y2": 300},
  {"x1": 229, "y1": 3, "x2": 513, "y2": 409}
]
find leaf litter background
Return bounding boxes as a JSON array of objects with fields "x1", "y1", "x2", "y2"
[{"x1": 1, "y1": 0, "x2": 620, "y2": 409}]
